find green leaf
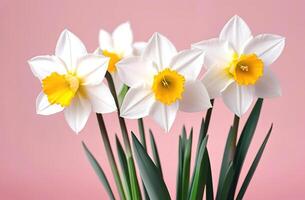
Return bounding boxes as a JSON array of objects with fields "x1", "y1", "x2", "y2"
[
  {"x1": 188, "y1": 135, "x2": 209, "y2": 200},
  {"x1": 204, "y1": 150, "x2": 214, "y2": 200},
  {"x1": 196, "y1": 99, "x2": 214, "y2": 157},
  {"x1": 115, "y1": 136, "x2": 132, "y2": 200},
  {"x1": 218, "y1": 162, "x2": 235, "y2": 200},
  {"x1": 229, "y1": 98, "x2": 264, "y2": 198},
  {"x1": 118, "y1": 84, "x2": 129, "y2": 106},
  {"x1": 82, "y1": 142, "x2": 115, "y2": 200},
  {"x1": 137, "y1": 119, "x2": 150, "y2": 200},
  {"x1": 138, "y1": 118, "x2": 147, "y2": 150},
  {"x1": 149, "y1": 129, "x2": 163, "y2": 177},
  {"x1": 236, "y1": 125, "x2": 272, "y2": 200},
  {"x1": 132, "y1": 133, "x2": 171, "y2": 200},
  {"x1": 176, "y1": 126, "x2": 187, "y2": 200},
  {"x1": 216, "y1": 126, "x2": 235, "y2": 199},
  {"x1": 176, "y1": 136, "x2": 183, "y2": 200},
  {"x1": 126, "y1": 155, "x2": 142, "y2": 200},
  {"x1": 181, "y1": 129, "x2": 193, "y2": 200}
]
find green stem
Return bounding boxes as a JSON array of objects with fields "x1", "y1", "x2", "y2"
[
  {"x1": 96, "y1": 113, "x2": 126, "y2": 200},
  {"x1": 197, "y1": 99, "x2": 214, "y2": 155},
  {"x1": 105, "y1": 72, "x2": 132, "y2": 156},
  {"x1": 138, "y1": 118, "x2": 147, "y2": 150},
  {"x1": 105, "y1": 72, "x2": 141, "y2": 200},
  {"x1": 137, "y1": 118, "x2": 150, "y2": 200},
  {"x1": 229, "y1": 115, "x2": 240, "y2": 161}
]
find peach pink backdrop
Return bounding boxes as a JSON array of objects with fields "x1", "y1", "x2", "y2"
[{"x1": 1, "y1": 0, "x2": 304, "y2": 199}]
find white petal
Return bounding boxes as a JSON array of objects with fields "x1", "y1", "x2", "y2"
[
  {"x1": 85, "y1": 83, "x2": 117, "y2": 113},
  {"x1": 64, "y1": 95, "x2": 91, "y2": 134},
  {"x1": 99, "y1": 30, "x2": 114, "y2": 51},
  {"x1": 192, "y1": 38, "x2": 234, "y2": 69},
  {"x1": 112, "y1": 72, "x2": 124, "y2": 95},
  {"x1": 150, "y1": 101, "x2": 178, "y2": 132},
  {"x1": 222, "y1": 82, "x2": 254, "y2": 117},
  {"x1": 117, "y1": 56, "x2": 157, "y2": 87},
  {"x1": 28, "y1": 55, "x2": 67, "y2": 80},
  {"x1": 142, "y1": 32, "x2": 177, "y2": 70},
  {"x1": 112, "y1": 22, "x2": 133, "y2": 55},
  {"x1": 170, "y1": 48, "x2": 204, "y2": 80},
  {"x1": 179, "y1": 81, "x2": 211, "y2": 112},
  {"x1": 55, "y1": 29, "x2": 87, "y2": 72},
  {"x1": 36, "y1": 92, "x2": 64, "y2": 115},
  {"x1": 120, "y1": 85, "x2": 155, "y2": 119},
  {"x1": 133, "y1": 42, "x2": 147, "y2": 56},
  {"x1": 255, "y1": 68, "x2": 281, "y2": 98},
  {"x1": 242, "y1": 34, "x2": 285, "y2": 66},
  {"x1": 202, "y1": 66, "x2": 234, "y2": 98},
  {"x1": 76, "y1": 54, "x2": 109, "y2": 86},
  {"x1": 219, "y1": 15, "x2": 252, "y2": 53}
]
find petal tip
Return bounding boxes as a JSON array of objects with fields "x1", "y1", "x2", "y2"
[{"x1": 61, "y1": 29, "x2": 71, "y2": 36}]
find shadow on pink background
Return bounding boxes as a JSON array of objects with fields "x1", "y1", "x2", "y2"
[{"x1": 1, "y1": 0, "x2": 304, "y2": 199}]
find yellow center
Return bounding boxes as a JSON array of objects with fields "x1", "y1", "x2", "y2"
[
  {"x1": 152, "y1": 68, "x2": 185, "y2": 105},
  {"x1": 102, "y1": 50, "x2": 122, "y2": 73},
  {"x1": 226, "y1": 53, "x2": 264, "y2": 85},
  {"x1": 42, "y1": 72, "x2": 80, "y2": 107}
]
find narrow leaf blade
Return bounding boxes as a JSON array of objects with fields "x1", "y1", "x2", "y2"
[
  {"x1": 82, "y1": 142, "x2": 115, "y2": 200},
  {"x1": 188, "y1": 135, "x2": 209, "y2": 200},
  {"x1": 132, "y1": 134, "x2": 171, "y2": 200},
  {"x1": 116, "y1": 136, "x2": 132, "y2": 200},
  {"x1": 236, "y1": 125, "x2": 272, "y2": 200},
  {"x1": 230, "y1": 98, "x2": 264, "y2": 197},
  {"x1": 149, "y1": 129, "x2": 163, "y2": 177},
  {"x1": 181, "y1": 129, "x2": 193, "y2": 200},
  {"x1": 216, "y1": 126, "x2": 235, "y2": 199},
  {"x1": 205, "y1": 149, "x2": 214, "y2": 200},
  {"x1": 218, "y1": 162, "x2": 235, "y2": 200}
]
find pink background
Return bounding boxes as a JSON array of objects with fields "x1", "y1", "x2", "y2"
[{"x1": 1, "y1": 0, "x2": 304, "y2": 199}]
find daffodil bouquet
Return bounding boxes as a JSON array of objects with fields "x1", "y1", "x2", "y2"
[{"x1": 29, "y1": 16, "x2": 285, "y2": 200}]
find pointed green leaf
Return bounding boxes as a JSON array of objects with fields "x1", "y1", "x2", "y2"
[
  {"x1": 229, "y1": 98, "x2": 264, "y2": 197},
  {"x1": 126, "y1": 155, "x2": 141, "y2": 200},
  {"x1": 115, "y1": 136, "x2": 132, "y2": 200},
  {"x1": 132, "y1": 133, "x2": 171, "y2": 200},
  {"x1": 176, "y1": 136, "x2": 183, "y2": 200},
  {"x1": 188, "y1": 135, "x2": 209, "y2": 200},
  {"x1": 118, "y1": 84, "x2": 129, "y2": 106},
  {"x1": 236, "y1": 125, "x2": 272, "y2": 200},
  {"x1": 181, "y1": 129, "x2": 193, "y2": 200},
  {"x1": 149, "y1": 129, "x2": 163, "y2": 177},
  {"x1": 216, "y1": 126, "x2": 234, "y2": 199},
  {"x1": 204, "y1": 150, "x2": 214, "y2": 200},
  {"x1": 138, "y1": 118, "x2": 147, "y2": 150},
  {"x1": 82, "y1": 142, "x2": 115, "y2": 200},
  {"x1": 218, "y1": 162, "x2": 235, "y2": 200},
  {"x1": 137, "y1": 119, "x2": 150, "y2": 200},
  {"x1": 176, "y1": 125, "x2": 188, "y2": 200}
]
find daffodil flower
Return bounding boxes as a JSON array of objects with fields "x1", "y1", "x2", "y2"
[
  {"x1": 117, "y1": 33, "x2": 211, "y2": 132},
  {"x1": 96, "y1": 22, "x2": 146, "y2": 94},
  {"x1": 192, "y1": 15, "x2": 285, "y2": 116},
  {"x1": 29, "y1": 30, "x2": 117, "y2": 133}
]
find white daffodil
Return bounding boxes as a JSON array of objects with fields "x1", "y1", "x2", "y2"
[
  {"x1": 116, "y1": 32, "x2": 211, "y2": 132},
  {"x1": 96, "y1": 22, "x2": 146, "y2": 94},
  {"x1": 192, "y1": 15, "x2": 285, "y2": 117},
  {"x1": 29, "y1": 30, "x2": 117, "y2": 133}
]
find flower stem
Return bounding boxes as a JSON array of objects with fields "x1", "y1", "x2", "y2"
[
  {"x1": 138, "y1": 118, "x2": 147, "y2": 150},
  {"x1": 105, "y1": 72, "x2": 132, "y2": 156},
  {"x1": 105, "y1": 72, "x2": 141, "y2": 200},
  {"x1": 197, "y1": 99, "x2": 215, "y2": 154},
  {"x1": 96, "y1": 113, "x2": 126, "y2": 200},
  {"x1": 229, "y1": 114, "x2": 240, "y2": 161},
  {"x1": 137, "y1": 118, "x2": 150, "y2": 199}
]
